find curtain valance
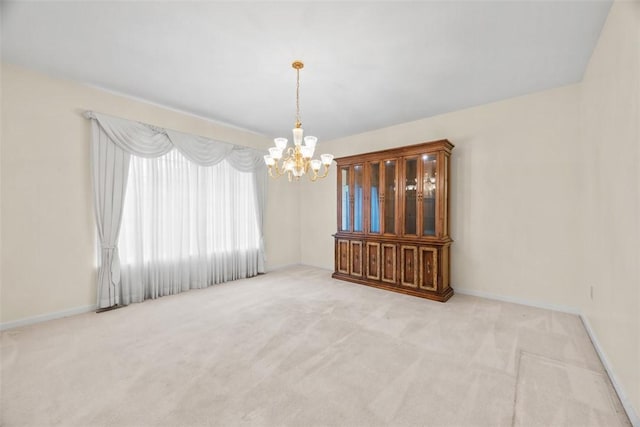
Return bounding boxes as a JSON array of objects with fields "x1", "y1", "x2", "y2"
[{"x1": 84, "y1": 111, "x2": 265, "y2": 171}]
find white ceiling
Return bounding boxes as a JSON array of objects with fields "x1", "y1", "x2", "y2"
[{"x1": 1, "y1": 1, "x2": 611, "y2": 142}]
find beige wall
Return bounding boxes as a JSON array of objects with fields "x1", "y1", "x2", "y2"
[
  {"x1": 265, "y1": 178, "x2": 301, "y2": 269},
  {"x1": 301, "y1": 84, "x2": 583, "y2": 310},
  {"x1": 0, "y1": 60, "x2": 4, "y2": 320},
  {"x1": 580, "y1": 0, "x2": 640, "y2": 416},
  {"x1": 0, "y1": 63, "x2": 300, "y2": 323}
]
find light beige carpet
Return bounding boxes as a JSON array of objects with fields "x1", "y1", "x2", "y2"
[{"x1": 0, "y1": 266, "x2": 630, "y2": 426}]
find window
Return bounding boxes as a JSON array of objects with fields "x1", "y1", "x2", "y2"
[{"x1": 118, "y1": 149, "x2": 260, "y2": 302}]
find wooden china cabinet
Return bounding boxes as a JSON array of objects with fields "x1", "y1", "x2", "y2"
[{"x1": 332, "y1": 140, "x2": 454, "y2": 302}]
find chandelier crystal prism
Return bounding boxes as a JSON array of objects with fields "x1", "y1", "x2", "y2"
[{"x1": 263, "y1": 61, "x2": 333, "y2": 182}]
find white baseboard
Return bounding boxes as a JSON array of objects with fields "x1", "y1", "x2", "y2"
[
  {"x1": 264, "y1": 263, "x2": 299, "y2": 272},
  {"x1": 455, "y1": 287, "x2": 637, "y2": 426},
  {"x1": 0, "y1": 304, "x2": 96, "y2": 331},
  {"x1": 454, "y1": 287, "x2": 581, "y2": 315},
  {"x1": 299, "y1": 262, "x2": 333, "y2": 272},
  {"x1": 267, "y1": 263, "x2": 333, "y2": 273},
  {"x1": 580, "y1": 314, "x2": 640, "y2": 427}
]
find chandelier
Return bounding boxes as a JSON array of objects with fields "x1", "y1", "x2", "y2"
[{"x1": 263, "y1": 61, "x2": 333, "y2": 182}]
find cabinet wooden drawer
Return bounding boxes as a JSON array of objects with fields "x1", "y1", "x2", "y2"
[
  {"x1": 366, "y1": 242, "x2": 381, "y2": 280},
  {"x1": 419, "y1": 247, "x2": 438, "y2": 291},
  {"x1": 400, "y1": 245, "x2": 418, "y2": 288},
  {"x1": 337, "y1": 239, "x2": 350, "y2": 274},
  {"x1": 381, "y1": 243, "x2": 397, "y2": 284},
  {"x1": 350, "y1": 240, "x2": 363, "y2": 277}
]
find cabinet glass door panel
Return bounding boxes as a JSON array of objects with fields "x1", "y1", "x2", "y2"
[
  {"x1": 353, "y1": 164, "x2": 364, "y2": 232},
  {"x1": 384, "y1": 160, "x2": 396, "y2": 234},
  {"x1": 369, "y1": 162, "x2": 381, "y2": 233},
  {"x1": 404, "y1": 158, "x2": 418, "y2": 235},
  {"x1": 422, "y1": 154, "x2": 437, "y2": 236},
  {"x1": 340, "y1": 166, "x2": 350, "y2": 231}
]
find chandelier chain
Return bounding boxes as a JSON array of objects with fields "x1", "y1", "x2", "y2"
[{"x1": 295, "y1": 67, "x2": 301, "y2": 127}]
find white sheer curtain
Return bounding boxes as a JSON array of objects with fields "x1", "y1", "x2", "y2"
[
  {"x1": 118, "y1": 150, "x2": 260, "y2": 304},
  {"x1": 86, "y1": 111, "x2": 266, "y2": 308}
]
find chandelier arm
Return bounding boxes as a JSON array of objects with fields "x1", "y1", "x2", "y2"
[
  {"x1": 274, "y1": 161, "x2": 288, "y2": 178},
  {"x1": 315, "y1": 164, "x2": 331, "y2": 179},
  {"x1": 307, "y1": 163, "x2": 331, "y2": 182}
]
